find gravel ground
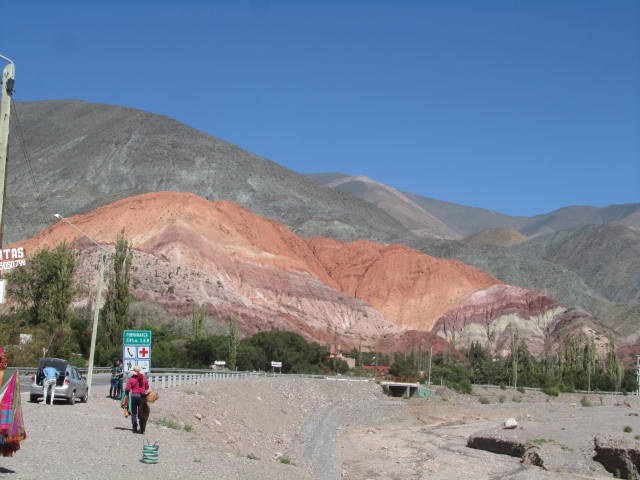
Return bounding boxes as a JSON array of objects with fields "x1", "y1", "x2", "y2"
[
  {"x1": 341, "y1": 387, "x2": 640, "y2": 480},
  {"x1": 5, "y1": 378, "x2": 631, "y2": 480},
  {"x1": 0, "y1": 376, "x2": 399, "y2": 480}
]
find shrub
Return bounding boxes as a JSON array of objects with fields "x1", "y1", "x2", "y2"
[
  {"x1": 580, "y1": 396, "x2": 592, "y2": 407},
  {"x1": 624, "y1": 426, "x2": 633, "y2": 433},
  {"x1": 512, "y1": 396, "x2": 522, "y2": 403},
  {"x1": 479, "y1": 396, "x2": 490, "y2": 404},
  {"x1": 541, "y1": 386, "x2": 559, "y2": 397},
  {"x1": 449, "y1": 380, "x2": 472, "y2": 395},
  {"x1": 279, "y1": 456, "x2": 292, "y2": 465},
  {"x1": 499, "y1": 383, "x2": 506, "y2": 390},
  {"x1": 517, "y1": 386, "x2": 525, "y2": 394},
  {"x1": 247, "y1": 453, "x2": 259, "y2": 461},
  {"x1": 499, "y1": 395, "x2": 506, "y2": 403}
]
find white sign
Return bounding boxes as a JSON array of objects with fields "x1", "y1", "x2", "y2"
[
  {"x1": 271, "y1": 361, "x2": 282, "y2": 368},
  {"x1": 0, "y1": 247, "x2": 26, "y2": 272},
  {"x1": 214, "y1": 360, "x2": 226, "y2": 366},
  {"x1": 0, "y1": 279, "x2": 5, "y2": 304}
]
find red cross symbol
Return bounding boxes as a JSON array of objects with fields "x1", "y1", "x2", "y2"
[{"x1": 139, "y1": 347, "x2": 149, "y2": 358}]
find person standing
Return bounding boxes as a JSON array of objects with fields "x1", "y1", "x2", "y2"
[
  {"x1": 124, "y1": 366, "x2": 149, "y2": 434},
  {"x1": 41, "y1": 366, "x2": 59, "y2": 405},
  {"x1": 109, "y1": 359, "x2": 124, "y2": 399}
]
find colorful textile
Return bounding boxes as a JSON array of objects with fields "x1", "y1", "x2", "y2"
[{"x1": 0, "y1": 372, "x2": 27, "y2": 456}]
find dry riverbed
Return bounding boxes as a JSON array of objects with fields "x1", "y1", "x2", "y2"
[{"x1": 1, "y1": 378, "x2": 639, "y2": 479}]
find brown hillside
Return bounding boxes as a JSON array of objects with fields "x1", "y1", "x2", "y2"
[
  {"x1": 18, "y1": 192, "x2": 504, "y2": 341},
  {"x1": 308, "y1": 238, "x2": 501, "y2": 330}
]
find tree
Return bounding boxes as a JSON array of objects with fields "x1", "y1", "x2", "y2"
[
  {"x1": 6, "y1": 243, "x2": 77, "y2": 358},
  {"x1": 606, "y1": 334, "x2": 623, "y2": 392},
  {"x1": 99, "y1": 230, "x2": 133, "y2": 361},
  {"x1": 228, "y1": 317, "x2": 238, "y2": 370},
  {"x1": 9, "y1": 243, "x2": 76, "y2": 327},
  {"x1": 192, "y1": 304, "x2": 205, "y2": 339}
]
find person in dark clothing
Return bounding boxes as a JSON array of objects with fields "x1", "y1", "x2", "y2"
[
  {"x1": 109, "y1": 359, "x2": 124, "y2": 399},
  {"x1": 124, "y1": 366, "x2": 149, "y2": 434}
]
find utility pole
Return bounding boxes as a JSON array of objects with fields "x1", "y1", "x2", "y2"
[
  {"x1": 87, "y1": 251, "x2": 105, "y2": 395},
  {"x1": 54, "y1": 214, "x2": 108, "y2": 396},
  {"x1": 0, "y1": 54, "x2": 15, "y2": 249}
]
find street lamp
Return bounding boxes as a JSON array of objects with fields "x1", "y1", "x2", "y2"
[{"x1": 54, "y1": 213, "x2": 108, "y2": 396}]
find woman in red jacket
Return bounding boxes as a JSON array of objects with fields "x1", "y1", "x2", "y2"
[{"x1": 125, "y1": 366, "x2": 149, "y2": 434}]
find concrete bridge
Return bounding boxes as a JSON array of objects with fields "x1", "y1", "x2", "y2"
[{"x1": 380, "y1": 380, "x2": 430, "y2": 398}]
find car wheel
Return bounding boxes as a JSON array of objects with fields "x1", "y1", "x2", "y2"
[
  {"x1": 81, "y1": 389, "x2": 88, "y2": 403},
  {"x1": 68, "y1": 390, "x2": 76, "y2": 405},
  {"x1": 29, "y1": 394, "x2": 39, "y2": 403}
]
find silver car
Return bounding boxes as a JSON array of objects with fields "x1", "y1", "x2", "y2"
[{"x1": 29, "y1": 358, "x2": 88, "y2": 404}]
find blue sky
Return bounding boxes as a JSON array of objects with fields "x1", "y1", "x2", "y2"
[{"x1": 2, "y1": 1, "x2": 639, "y2": 216}]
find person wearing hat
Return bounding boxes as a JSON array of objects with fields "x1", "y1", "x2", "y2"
[{"x1": 124, "y1": 366, "x2": 149, "y2": 434}]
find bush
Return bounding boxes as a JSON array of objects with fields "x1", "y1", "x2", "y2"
[
  {"x1": 542, "y1": 386, "x2": 560, "y2": 397},
  {"x1": 580, "y1": 396, "x2": 592, "y2": 407},
  {"x1": 499, "y1": 395, "x2": 506, "y2": 403},
  {"x1": 624, "y1": 426, "x2": 633, "y2": 433},
  {"x1": 479, "y1": 396, "x2": 490, "y2": 404},
  {"x1": 499, "y1": 383, "x2": 506, "y2": 390},
  {"x1": 517, "y1": 386, "x2": 525, "y2": 394},
  {"x1": 448, "y1": 379, "x2": 472, "y2": 395},
  {"x1": 512, "y1": 396, "x2": 522, "y2": 403}
]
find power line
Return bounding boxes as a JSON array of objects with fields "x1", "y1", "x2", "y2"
[{"x1": 10, "y1": 99, "x2": 40, "y2": 195}]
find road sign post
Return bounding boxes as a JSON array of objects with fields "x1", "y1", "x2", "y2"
[{"x1": 123, "y1": 330, "x2": 152, "y2": 374}]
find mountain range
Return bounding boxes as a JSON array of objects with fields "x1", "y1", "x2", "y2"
[
  {"x1": 5, "y1": 100, "x2": 639, "y2": 354},
  {"x1": 306, "y1": 173, "x2": 640, "y2": 239},
  {"x1": 15, "y1": 191, "x2": 580, "y2": 355}
]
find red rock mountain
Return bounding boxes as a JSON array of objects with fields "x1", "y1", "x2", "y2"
[{"x1": 16, "y1": 192, "x2": 568, "y2": 352}]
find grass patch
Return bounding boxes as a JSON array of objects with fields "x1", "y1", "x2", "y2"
[
  {"x1": 184, "y1": 424, "x2": 193, "y2": 432},
  {"x1": 560, "y1": 444, "x2": 573, "y2": 452},
  {"x1": 247, "y1": 453, "x2": 259, "y2": 461},
  {"x1": 155, "y1": 417, "x2": 181, "y2": 430},
  {"x1": 479, "y1": 396, "x2": 490, "y2": 405},
  {"x1": 512, "y1": 396, "x2": 522, "y2": 403},
  {"x1": 624, "y1": 426, "x2": 633, "y2": 433},
  {"x1": 278, "y1": 456, "x2": 292, "y2": 465},
  {"x1": 580, "y1": 396, "x2": 592, "y2": 407},
  {"x1": 530, "y1": 438, "x2": 552, "y2": 445},
  {"x1": 634, "y1": 435, "x2": 640, "y2": 441}
]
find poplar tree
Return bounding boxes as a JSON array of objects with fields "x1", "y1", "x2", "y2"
[
  {"x1": 228, "y1": 317, "x2": 238, "y2": 370},
  {"x1": 100, "y1": 230, "x2": 133, "y2": 357}
]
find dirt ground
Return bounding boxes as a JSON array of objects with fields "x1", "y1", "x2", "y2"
[
  {"x1": 341, "y1": 387, "x2": 640, "y2": 479},
  {"x1": 3, "y1": 377, "x2": 640, "y2": 479}
]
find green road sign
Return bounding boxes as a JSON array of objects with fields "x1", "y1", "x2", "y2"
[{"x1": 123, "y1": 330, "x2": 151, "y2": 346}]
